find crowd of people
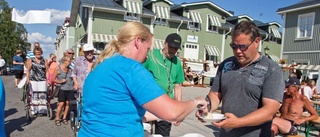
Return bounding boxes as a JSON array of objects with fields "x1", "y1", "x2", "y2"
[{"x1": 2, "y1": 20, "x2": 320, "y2": 137}]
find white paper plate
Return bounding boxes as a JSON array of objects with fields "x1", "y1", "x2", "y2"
[
  {"x1": 200, "y1": 113, "x2": 225, "y2": 122},
  {"x1": 182, "y1": 133, "x2": 206, "y2": 137},
  {"x1": 17, "y1": 76, "x2": 26, "y2": 89}
]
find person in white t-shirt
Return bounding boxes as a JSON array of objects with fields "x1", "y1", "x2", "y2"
[
  {"x1": 309, "y1": 80, "x2": 318, "y2": 95},
  {"x1": 300, "y1": 80, "x2": 313, "y2": 100},
  {"x1": 0, "y1": 56, "x2": 5, "y2": 75}
]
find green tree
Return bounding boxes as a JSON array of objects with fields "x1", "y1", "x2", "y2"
[{"x1": 0, "y1": 0, "x2": 30, "y2": 65}]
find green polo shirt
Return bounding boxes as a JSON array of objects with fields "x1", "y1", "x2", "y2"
[{"x1": 143, "y1": 49, "x2": 184, "y2": 98}]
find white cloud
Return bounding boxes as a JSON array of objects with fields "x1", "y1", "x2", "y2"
[
  {"x1": 15, "y1": 8, "x2": 70, "y2": 26},
  {"x1": 28, "y1": 33, "x2": 56, "y2": 58},
  {"x1": 41, "y1": 43, "x2": 56, "y2": 58},
  {"x1": 28, "y1": 32, "x2": 54, "y2": 44},
  {"x1": 45, "y1": 9, "x2": 70, "y2": 26}
]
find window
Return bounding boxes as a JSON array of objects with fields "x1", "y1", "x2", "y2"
[
  {"x1": 208, "y1": 25, "x2": 218, "y2": 32},
  {"x1": 154, "y1": 5, "x2": 169, "y2": 26},
  {"x1": 207, "y1": 15, "x2": 220, "y2": 32},
  {"x1": 94, "y1": 42, "x2": 106, "y2": 51},
  {"x1": 297, "y1": 12, "x2": 314, "y2": 39},
  {"x1": 154, "y1": 18, "x2": 168, "y2": 26},
  {"x1": 268, "y1": 36, "x2": 277, "y2": 43},
  {"x1": 205, "y1": 54, "x2": 217, "y2": 62},
  {"x1": 204, "y1": 45, "x2": 220, "y2": 62},
  {"x1": 124, "y1": 12, "x2": 140, "y2": 21},
  {"x1": 188, "y1": 22, "x2": 201, "y2": 30},
  {"x1": 188, "y1": 12, "x2": 202, "y2": 30},
  {"x1": 186, "y1": 44, "x2": 197, "y2": 49}
]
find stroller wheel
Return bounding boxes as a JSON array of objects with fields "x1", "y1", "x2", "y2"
[
  {"x1": 47, "y1": 107, "x2": 53, "y2": 120},
  {"x1": 70, "y1": 110, "x2": 75, "y2": 131}
]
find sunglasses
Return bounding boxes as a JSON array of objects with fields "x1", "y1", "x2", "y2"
[
  {"x1": 68, "y1": 53, "x2": 74, "y2": 55},
  {"x1": 230, "y1": 38, "x2": 256, "y2": 51}
]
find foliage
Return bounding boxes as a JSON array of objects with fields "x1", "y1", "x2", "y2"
[{"x1": 0, "y1": 0, "x2": 30, "y2": 65}]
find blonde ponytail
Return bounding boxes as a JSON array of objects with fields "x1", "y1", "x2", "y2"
[{"x1": 92, "y1": 22, "x2": 153, "y2": 69}]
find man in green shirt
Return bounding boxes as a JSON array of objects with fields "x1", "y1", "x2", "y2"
[{"x1": 143, "y1": 33, "x2": 185, "y2": 136}]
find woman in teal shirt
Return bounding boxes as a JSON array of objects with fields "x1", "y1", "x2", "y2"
[{"x1": 79, "y1": 22, "x2": 207, "y2": 137}]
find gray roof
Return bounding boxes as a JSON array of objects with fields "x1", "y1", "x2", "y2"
[
  {"x1": 142, "y1": 7, "x2": 155, "y2": 16},
  {"x1": 170, "y1": 12, "x2": 191, "y2": 21},
  {"x1": 226, "y1": 14, "x2": 254, "y2": 21},
  {"x1": 171, "y1": 0, "x2": 233, "y2": 17},
  {"x1": 143, "y1": 0, "x2": 174, "y2": 6},
  {"x1": 277, "y1": 0, "x2": 320, "y2": 13},
  {"x1": 221, "y1": 22, "x2": 234, "y2": 30},
  {"x1": 80, "y1": 0, "x2": 126, "y2": 11}
]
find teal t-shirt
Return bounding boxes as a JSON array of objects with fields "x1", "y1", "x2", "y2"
[
  {"x1": 79, "y1": 55, "x2": 164, "y2": 137},
  {"x1": 0, "y1": 78, "x2": 5, "y2": 137},
  {"x1": 143, "y1": 49, "x2": 185, "y2": 98}
]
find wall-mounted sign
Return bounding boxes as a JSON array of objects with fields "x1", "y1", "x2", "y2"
[{"x1": 187, "y1": 35, "x2": 198, "y2": 43}]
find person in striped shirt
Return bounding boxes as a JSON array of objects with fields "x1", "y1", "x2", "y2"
[{"x1": 26, "y1": 42, "x2": 40, "y2": 59}]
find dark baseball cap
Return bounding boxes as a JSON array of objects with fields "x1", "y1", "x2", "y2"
[
  {"x1": 165, "y1": 33, "x2": 182, "y2": 49},
  {"x1": 285, "y1": 77, "x2": 300, "y2": 87}
]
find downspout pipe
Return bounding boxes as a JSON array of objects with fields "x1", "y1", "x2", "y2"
[
  {"x1": 259, "y1": 33, "x2": 269, "y2": 52},
  {"x1": 221, "y1": 27, "x2": 232, "y2": 61},
  {"x1": 150, "y1": 15, "x2": 156, "y2": 34},
  {"x1": 177, "y1": 19, "x2": 183, "y2": 34}
]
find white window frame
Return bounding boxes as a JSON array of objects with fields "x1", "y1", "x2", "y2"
[
  {"x1": 124, "y1": 12, "x2": 140, "y2": 22},
  {"x1": 268, "y1": 35, "x2": 277, "y2": 43},
  {"x1": 206, "y1": 15, "x2": 218, "y2": 32},
  {"x1": 154, "y1": 18, "x2": 168, "y2": 26},
  {"x1": 297, "y1": 12, "x2": 315, "y2": 39},
  {"x1": 188, "y1": 22, "x2": 201, "y2": 30},
  {"x1": 187, "y1": 12, "x2": 201, "y2": 30}
]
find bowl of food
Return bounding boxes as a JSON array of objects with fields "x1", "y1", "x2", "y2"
[{"x1": 201, "y1": 113, "x2": 225, "y2": 122}]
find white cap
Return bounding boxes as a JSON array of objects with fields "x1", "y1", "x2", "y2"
[{"x1": 83, "y1": 44, "x2": 95, "y2": 51}]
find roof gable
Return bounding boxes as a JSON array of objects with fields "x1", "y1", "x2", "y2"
[
  {"x1": 172, "y1": 0, "x2": 233, "y2": 17},
  {"x1": 277, "y1": 0, "x2": 320, "y2": 14},
  {"x1": 226, "y1": 14, "x2": 253, "y2": 21},
  {"x1": 143, "y1": 0, "x2": 174, "y2": 6}
]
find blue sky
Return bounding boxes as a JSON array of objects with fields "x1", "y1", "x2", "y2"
[{"x1": 7, "y1": 0, "x2": 301, "y2": 58}]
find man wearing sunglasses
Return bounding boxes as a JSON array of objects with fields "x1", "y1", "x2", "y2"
[{"x1": 197, "y1": 21, "x2": 284, "y2": 137}]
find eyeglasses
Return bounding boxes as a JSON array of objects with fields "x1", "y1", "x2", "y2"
[
  {"x1": 68, "y1": 53, "x2": 74, "y2": 55},
  {"x1": 230, "y1": 38, "x2": 256, "y2": 51}
]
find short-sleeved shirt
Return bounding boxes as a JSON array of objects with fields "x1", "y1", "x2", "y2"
[
  {"x1": 79, "y1": 54, "x2": 164, "y2": 137},
  {"x1": 13, "y1": 55, "x2": 24, "y2": 70},
  {"x1": 0, "y1": 78, "x2": 5, "y2": 137},
  {"x1": 211, "y1": 54, "x2": 284, "y2": 137},
  {"x1": 0, "y1": 59, "x2": 5, "y2": 67},
  {"x1": 26, "y1": 51, "x2": 34, "y2": 59},
  {"x1": 143, "y1": 49, "x2": 184, "y2": 98},
  {"x1": 48, "y1": 61, "x2": 59, "y2": 74}
]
